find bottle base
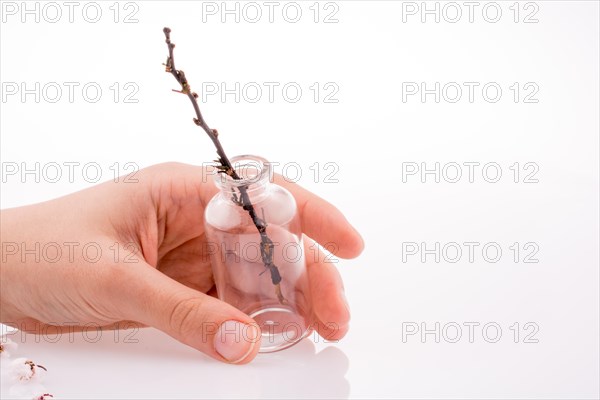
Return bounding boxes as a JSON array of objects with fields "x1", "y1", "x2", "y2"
[{"x1": 249, "y1": 306, "x2": 311, "y2": 353}]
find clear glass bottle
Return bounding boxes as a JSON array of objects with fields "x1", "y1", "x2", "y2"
[{"x1": 204, "y1": 155, "x2": 313, "y2": 352}]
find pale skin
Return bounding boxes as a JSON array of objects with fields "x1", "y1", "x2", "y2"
[{"x1": 0, "y1": 163, "x2": 364, "y2": 364}]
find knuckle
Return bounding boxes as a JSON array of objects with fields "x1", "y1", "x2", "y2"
[{"x1": 168, "y1": 297, "x2": 205, "y2": 337}]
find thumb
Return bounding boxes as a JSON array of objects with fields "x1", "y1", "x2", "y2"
[{"x1": 120, "y1": 264, "x2": 261, "y2": 364}]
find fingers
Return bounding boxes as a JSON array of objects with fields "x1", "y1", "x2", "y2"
[
  {"x1": 305, "y1": 238, "x2": 351, "y2": 341},
  {"x1": 273, "y1": 175, "x2": 364, "y2": 259},
  {"x1": 120, "y1": 263, "x2": 261, "y2": 364},
  {"x1": 139, "y1": 163, "x2": 364, "y2": 260}
]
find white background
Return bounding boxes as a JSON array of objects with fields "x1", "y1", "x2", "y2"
[{"x1": 1, "y1": 0, "x2": 599, "y2": 398}]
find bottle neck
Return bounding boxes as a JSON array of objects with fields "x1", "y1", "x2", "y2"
[{"x1": 213, "y1": 155, "x2": 272, "y2": 203}]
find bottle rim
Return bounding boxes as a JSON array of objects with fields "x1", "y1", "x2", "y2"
[{"x1": 213, "y1": 154, "x2": 272, "y2": 189}]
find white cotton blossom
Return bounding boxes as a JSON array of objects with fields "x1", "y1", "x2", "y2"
[
  {"x1": 8, "y1": 380, "x2": 48, "y2": 399},
  {"x1": 0, "y1": 337, "x2": 18, "y2": 359},
  {"x1": 8, "y1": 358, "x2": 46, "y2": 383},
  {"x1": 32, "y1": 393, "x2": 55, "y2": 400}
]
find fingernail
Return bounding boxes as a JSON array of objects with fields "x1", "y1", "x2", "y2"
[{"x1": 214, "y1": 320, "x2": 259, "y2": 364}]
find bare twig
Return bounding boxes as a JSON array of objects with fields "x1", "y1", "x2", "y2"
[{"x1": 162, "y1": 27, "x2": 286, "y2": 304}]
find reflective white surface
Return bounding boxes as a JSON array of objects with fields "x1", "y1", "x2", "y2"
[{"x1": 1, "y1": 325, "x2": 350, "y2": 399}]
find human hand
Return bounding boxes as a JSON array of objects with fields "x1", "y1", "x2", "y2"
[{"x1": 0, "y1": 163, "x2": 364, "y2": 364}]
